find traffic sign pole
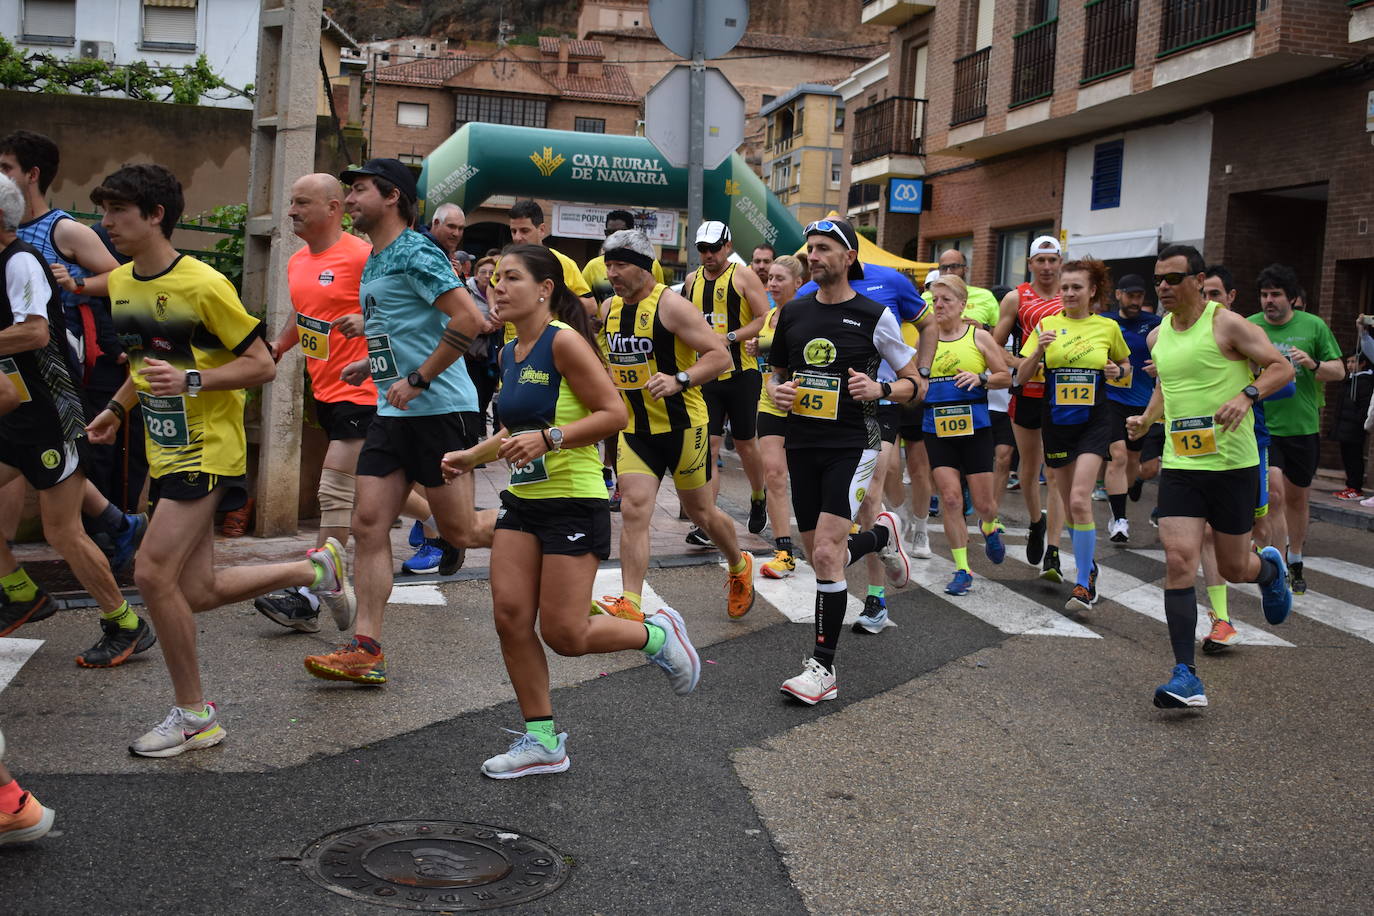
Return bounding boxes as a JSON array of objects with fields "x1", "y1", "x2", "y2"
[{"x1": 687, "y1": 0, "x2": 706, "y2": 271}]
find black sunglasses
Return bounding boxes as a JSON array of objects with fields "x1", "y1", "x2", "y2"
[
  {"x1": 696, "y1": 243, "x2": 723, "y2": 254},
  {"x1": 1153, "y1": 272, "x2": 1189, "y2": 286}
]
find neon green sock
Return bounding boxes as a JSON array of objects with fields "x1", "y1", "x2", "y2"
[
  {"x1": 867, "y1": 585, "x2": 885, "y2": 599},
  {"x1": 642, "y1": 622, "x2": 666, "y2": 655},
  {"x1": 525, "y1": 718, "x2": 558, "y2": 752},
  {"x1": 750, "y1": 489, "x2": 765, "y2": 500},
  {"x1": 728, "y1": 555, "x2": 748, "y2": 575},
  {"x1": 101, "y1": 600, "x2": 138, "y2": 630},
  {"x1": 1207, "y1": 584, "x2": 1229, "y2": 622},
  {"x1": 980, "y1": 518, "x2": 1001, "y2": 535},
  {"x1": 951, "y1": 547, "x2": 970, "y2": 572},
  {"x1": 624, "y1": 591, "x2": 642, "y2": 612},
  {"x1": 310, "y1": 560, "x2": 325, "y2": 589},
  {"x1": 0, "y1": 567, "x2": 37, "y2": 603},
  {"x1": 178, "y1": 704, "x2": 209, "y2": 718}
]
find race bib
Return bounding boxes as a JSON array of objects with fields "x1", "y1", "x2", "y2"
[
  {"x1": 1107, "y1": 371, "x2": 1132, "y2": 388},
  {"x1": 711, "y1": 311, "x2": 729, "y2": 334},
  {"x1": 296, "y1": 314, "x2": 331, "y2": 360},
  {"x1": 1169, "y1": 416, "x2": 1218, "y2": 457},
  {"x1": 0, "y1": 358, "x2": 32, "y2": 404},
  {"x1": 509, "y1": 455, "x2": 549, "y2": 486},
  {"x1": 366, "y1": 334, "x2": 400, "y2": 382},
  {"x1": 792, "y1": 371, "x2": 840, "y2": 420},
  {"x1": 932, "y1": 404, "x2": 975, "y2": 438},
  {"x1": 139, "y1": 392, "x2": 189, "y2": 447},
  {"x1": 608, "y1": 351, "x2": 650, "y2": 390},
  {"x1": 1054, "y1": 370, "x2": 1097, "y2": 406}
]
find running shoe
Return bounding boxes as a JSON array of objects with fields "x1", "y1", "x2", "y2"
[
  {"x1": 748, "y1": 496, "x2": 767, "y2": 534},
  {"x1": 907, "y1": 524, "x2": 933, "y2": 559},
  {"x1": 1361, "y1": 495, "x2": 1374, "y2": 508},
  {"x1": 1108, "y1": 517, "x2": 1130, "y2": 544},
  {"x1": 1039, "y1": 545, "x2": 1063, "y2": 583},
  {"x1": 0, "y1": 591, "x2": 54, "y2": 637},
  {"x1": 852, "y1": 596, "x2": 889, "y2": 634},
  {"x1": 592, "y1": 595, "x2": 644, "y2": 623},
  {"x1": 1006, "y1": 472, "x2": 1020, "y2": 491},
  {"x1": 110, "y1": 512, "x2": 148, "y2": 574},
  {"x1": 929, "y1": 496, "x2": 940, "y2": 518},
  {"x1": 1128, "y1": 478, "x2": 1144, "y2": 502},
  {"x1": 1065, "y1": 585, "x2": 1095, "y2": 613},
  {"x1": 129, "y1": 702, "x2": 227, "y2": 757},
  {"x1": 254, "y1": 588, "x2": 321, "y2": 633},
  {"x1": 726, "y1": 553, "x2": 755, "y2": 618},
  {"x1": 304, "y1": 639, "x2": 387, "y2": 685},
  {"x1": 609, "y1": 486, "x2": 621, "y2": 512},
  {"x1": 1088, "y1": 561, "x2": 1099, "y2": 601},
  {"x1": 1026, "y1": 514, "x2": 1047, "y2": 565},
  {"x1": 984, "y1": 525, "x2": 1006, "y2": 564},
  {"x1": 645, "y1": 606, "x2": 700, "y2": 695},
  {"x1": 1091, "y1": 485, "x2": 1108, "y2": 502},
  {"x1": 780, "y1": 657, "x2": 837, "y2": 705},
  {"x1": 962, "y1": 487, "x2": 974, "y2": 516},
  {"x1": 480, "y1": 728, "x2": 569, "y2": 780},
  {"x1": 436, "y1": 538, "x2": 465, "y2": 576},
  {"x1": 875, "y1": 511, "x2": 910, "y2": 588},
  {"x1": 1258, "y1": 546, "x2": 1292, "y2": 625},
  {"x1": 407, "y1": 520, "x2": 425, "y2": 548},
  {"x1": 308, "y1": 536, "x2": 355, "y2": 630},
  {"x1": 1152, "y1": 664, "x2": 1208, "y2": 709},
  {"x1": 402, "y1": 540, "x2": 442, "y2": 574},
  {"x1": 761, "y1": 549, "x2": 796, "y2": 579},
  {"x1": 0, "y1": 791, "x2": 54, "y2": 845},
  {"x1": 1149, "y1": 507, "x2": 1160, "y2": 528},
  {"x1": 1333, "y1": 487, "x2": 1362, "y2": 500},
  {"x1": 945, "y1": 569, "x2": 973, "y2": 596},
  {"x1": 1288, "y1": 561, "x2": 1306, "y2": 597},
  {"x1": 684, "y1": 526, "x2": 715, "y2": 549},
  {"x1": 76, "y1": 615, "x2": 157, "y2": 668},
  {"x1": 1202, "y1": 615, "x2": 1241, "y2": 654}
]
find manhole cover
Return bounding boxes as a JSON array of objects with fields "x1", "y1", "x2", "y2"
[{"x1": 297, "y1": 820, "x2": 570, "y2": 911}]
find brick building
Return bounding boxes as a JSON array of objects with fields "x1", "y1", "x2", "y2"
[{"x1": 760, "y1": 83, "x2": 847, "y2": 226}]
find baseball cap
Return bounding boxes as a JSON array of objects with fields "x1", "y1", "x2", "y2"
[
  {"x1": 1029, "y1": 235, "x2": 1061, "y2": 256},
  {"x1": 1116, "y1": 273, "x2": 1146, "y2": 293},
  {"x1": 925, "y1": 269, "x2": 941, "y2": 288},
  {"x1": 339, "y1": 158, "x2": 418, "y2": 203},
  {"x1": 694, "y1": 221, "x2": 731, "y2": 246},
  {"x1": 805, "y1": 218, "x2": 864, "y2": 281}
]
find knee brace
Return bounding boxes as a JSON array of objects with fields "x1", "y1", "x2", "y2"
[{"x1": 317, "y1": 468, "x2": 356, "y2": 529}]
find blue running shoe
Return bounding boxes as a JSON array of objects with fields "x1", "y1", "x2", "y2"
[
  {"x1": 852, "y1": 596, "x2": 889, "y2": 634},
  {"x1": 962, "y1": 487, "x2": 974, "y2": 517},
  {"x1": 929, "y1": 496, "x2": 940, "y2": 518},
  {"x1": 407, "y1": 520, "x2": 425, "y2": 549},
  {"x1": 945, "y1": 569, "x2": 973, "y2": 596},
  {"x1": 110, "y1": 512, "x2": 147, "y2": 574},
  {"x1": 402, "y1": 541, "x2": 442, "y2": 575},
  {"x1": 646, "y1": 606, "x2": 700, "y2": 695},
  {"x1": 1152, "y1": 663, "x2": 1208, "y2": 708},
  {"x1": 1258, "y1": 545, "x2": 1292, "y2": 625},
  {"x1": 984, "y1": 527, "x2": 1005, "y2": 564}
]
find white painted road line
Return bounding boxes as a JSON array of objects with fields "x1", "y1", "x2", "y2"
[
  {"x1": 906, "y1": 551, "x2": 1100, "y2": 639},
  {"x1": 1301, "y1": 557, "x2": 1374, "y2": 592},
  {"x1": 722, "y1": 559, "x2": 865, "y2": 624},
  {"x1": 593, "y1": 570, "x2": 669, "y2": 618},
  {"x1": 0, "y1": 637, "x2": 43, "y2": 694},
  {"x1": 389, "y1": 584, "x2": 446, "y2": 605}
]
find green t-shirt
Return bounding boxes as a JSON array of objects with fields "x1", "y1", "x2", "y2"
[
  {"x1": 961, "y1": 284, "x2": 1000, "y2": 329},
  {"x1": 1247, "y1": 309, "x2": 1341, "y2": 436}
]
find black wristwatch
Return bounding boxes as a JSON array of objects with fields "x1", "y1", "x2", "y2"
[
  {"x1": 880, "y1": 381, "x2": 892, "y2": 400},
  {"x1": 918, "y1": 366, "x2": 931, "y2": 379},
  {"x1": 978, "y1": 371, "x2": 990, "y2": 386},
  {"x1": 675, "y1": 370, "x2": 692, "y2": 390},
  {"x1": 73, "y1": 275, "x2": 86, "y2": 291},
  {"x1": 407, "y1": 370, "x2": 430, "y2": 390},
  {"x1": 1242, "y1": 384, "x2": 1260, "y2": 402}
]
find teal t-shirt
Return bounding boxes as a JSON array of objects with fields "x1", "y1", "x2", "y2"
[
  {"x1": 1247, "y1": 309, "x2": 1341, "y2": 436},
  {"x1": 360, "y1": 229, "x2": 473, "y2": 417}
]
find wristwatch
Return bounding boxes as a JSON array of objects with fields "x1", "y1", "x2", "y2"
[
  {"x1": 978, "y1": 371, "x2": 990, "y2": 386},
  {"x1": 880, "y1": 381, "x2": 892, "y2": 400},
  {"x1": 726, "y1": 330, "x2": 738, "y2": 343},
  {"x1": 1242, "y1": 384, "x2": 1260, "y2": 402},
  {"x1": 406, "y1": 370, "x2": 430, "y2": 390},
  {"x1": 73, "y1": 275, "x2": 86, "y2": 291},
  {"x1": 546, "y1": 427, "x2": 564, "y2": 451},
  {"x1": 918, "y1": 366, "x2": 931, "y2": 379},
  {"x1": 184, "y1": 369, "x2": 202, "y2": 397},
  {"x1": 675, "y1": 370, "x2": 692, "y2": 390}
]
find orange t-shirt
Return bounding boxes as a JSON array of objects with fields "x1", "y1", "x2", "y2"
[{"x1": 287, "y1": 233, "x2": 377, "y2": 406}]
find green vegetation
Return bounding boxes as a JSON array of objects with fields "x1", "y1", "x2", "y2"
[{"x1": 0, "y1": 37, "x2": 252, "y2": 104}]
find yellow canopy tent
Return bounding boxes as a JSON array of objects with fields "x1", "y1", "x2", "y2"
[{"x1": 794, "y1": 210, "x2": 936, "y2": 282}]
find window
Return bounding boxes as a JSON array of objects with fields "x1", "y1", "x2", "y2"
[
  {"x1": 397, "y1": 102, "x2": 429, "y2": 128},
  {"x1": 22, "y1": 0, "x2": 75, "y2": 44},
  {"x1": 996, "y1": 225, "x2": 1054, "y2": 290},
  {"x1": 833, "y1": 100, "x2": 845, "y2": 132},
  {"x1": 831, "y1": 165, "x2": 842, "y2": 186},
  {"x1": 398, "y1": 153, "x2": 424, "y2": 166},
  {"x1": 1090, "y1": 139, "x2": 1124, "y2": 211},
  {"x1": 142, "y1": 0, "x2": 198, "y2": 50},
  {"x1": 930, "y1": 236, "x2": 976, "y2": 271},
  {"x1": 455, "y1": 94, "x2": 548, "y2": 128},
  {"x1": 761, "y1": 94, "x2": 776, "y2": 109},
  {"x1": 574, "y1": 117, "x2": 606, "y2": 134}
]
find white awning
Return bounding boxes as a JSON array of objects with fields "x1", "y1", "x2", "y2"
[{"x1": 1066, "y1": 228, "x2": 1160, "y2": 261}]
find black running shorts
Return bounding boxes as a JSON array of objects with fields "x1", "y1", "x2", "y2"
[
  {"x1": 494, "y1": 490, "x2": 611, "y2": 559},
  {"x1": 357, "y1": 413, "x2": 479, "y2": 487},
  {"x1": 925, "y1": 425, "x2": 995, "y2": 475},
  {"x1": 1268, "y1": 433, "x2": 1320, "y2": 489},
  {"x1": 703, "y1": 369, "x2": 761, "y2": 440},
  {"x1": 314, "y1": 400, "x2": 376, "y2": 441},
  {"x1": 1157, "y1": 465, "x2": 1260, "y2": 536},
  {"x1": 787, "y1": 447, "x2": 879, "y2": 532}
]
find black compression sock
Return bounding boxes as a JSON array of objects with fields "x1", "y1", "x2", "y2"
[
  {"x1": 1108, "y1": 494, "x2": 1127, "y2": 521},
  {"x1": 1164, "y1": 587, "x2": 1197, "y2": 668},
  {"x1": 813, "y1": 580, "x2": 847, "y2": 670},
  {"x1": 1254, "y1": 553, "x2": 1279, "y2": 586},
  {"x1": 846, "y1": 526, "x2": 887, "y2": 566}
]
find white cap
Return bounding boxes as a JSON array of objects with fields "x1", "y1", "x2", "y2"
[
  {"x1": 924, "y1": 269, "x2": 940, "y2": 288},
  {"x1": 1029, "y1": 235, "x2": 1061, "y2": 256},
  {"x1": 695, "y1": 221, "x2": 730, "y2": 246}
]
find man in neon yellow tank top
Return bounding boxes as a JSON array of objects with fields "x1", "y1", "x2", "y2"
[{"x1": 1127, "y1": 245, "x2": 1294, "y2": 710}]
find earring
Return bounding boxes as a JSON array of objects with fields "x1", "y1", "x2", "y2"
[{"x1": 538, "y1": 297, "x2": 545, "y2": 302}]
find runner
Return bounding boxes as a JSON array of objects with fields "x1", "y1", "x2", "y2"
[
  {"x1": 935, "y1": 249, "x2": 998, "y2": 329},
  {"x1": 1019, "y1": 258, "x2": 1130, "y2": 611},
  {"x1": 919, "y1": 275, "x2": 1011, "y2": 596},
  {"x1": 0, "y1": 725, "x2": 52, "y2": 844},
  {"x1": 581, "y1": 210, "x2": 664, "y2": 304},
  {"x1": 505, "y1": 200, "x2": 595, "y2": 322},
  {"x1": 85, "y1": 163, "x2": 353, "y2": 755},
  {"x1": 994, "y1": 236, "x2": 1067, "y2": 576},
  {"x1": 768, "y1": 218, "x2": 917, "y2": 704},
  {"x1": 683, "y1": 221, "x2": 771, "y2": 540},
  {"x1": 302, "y1": 159, "x2": 491, "y2": 686},
  {"x1": 747, "y1": 254, "x2": 805, "y2": 578},
  {"x1": 440, "y1": 244, "x2": 699, "y2": 779},
  {"x1": 0, "y1": 173, "x2": 159, "y2": 669},
  {"x1": 1127, "y1": 245, "x2": 1294, "y2": 709},
  {"x1": 592, "y1": 229, "x2": 754, "y2": 622},
  {"x1": 1101, "y1": 274, "x2": 1162, "y2": 545}
]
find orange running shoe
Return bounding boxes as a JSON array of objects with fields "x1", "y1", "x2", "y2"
[
  {"x1": 0, "y1": 791, "x2": 54, "y2": 845},
  {"x1": 760, "y1": 549, "x2": 796, "y2": 579},
  {"x1": 592, "y1": 595, "x2": 645, "y2": 622},
  {"x1": 1202, "y1": 616, "x2": 1241, "y2": 654},
  {"x1": 304, "y1": 639, "x2": 387, "y2": 685},
  {"x1": 727, "y1": 553, "x2": 756, "y2": 619}
]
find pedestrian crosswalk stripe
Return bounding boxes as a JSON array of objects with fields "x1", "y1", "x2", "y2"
[
  {"x1": 593, "y1": 569, "x2": 669, "y2": 618},
  {"x1": 906, "y1": 552, "x2": 1100, "y2": 639},
  {"x1": 389, "y1": 584, "x2": 445, "y2": 605},
  {"x1": 1301, "y1": 556, "x2": 1374, "y2": 592},
  {"x1": 0, "y1": 637, "x2": 43, "y2": 695},
  {"x1": 720, "y1": 559, "x2": 865, "y2": 624}
]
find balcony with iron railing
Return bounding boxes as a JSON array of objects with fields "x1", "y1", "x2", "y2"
[
  {"x1": 850, "y1": 96, "x2": 928, "y2": 183},
  {"x1": 847, "y1": 182, "x2": 882, "y2": 213},
  {"x1": 1082, "y1": 0, "x2": 1138, "y2": 83},
  {"x1": 1159, "y1": 0, "x2": 1256, "y2": 57},
  {"x1": 950, "y1": 47, "x2": 990, "y2": 126},
  {"x1": 765, "y1": 132, "x2": 797, "y2": 159},
  {"x1": 1010, "y1": 18, "x2": 1057, "y2": 107}
]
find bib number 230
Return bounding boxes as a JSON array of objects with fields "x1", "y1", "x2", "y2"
[{"x1": 367, "y1": 334, "x2": 400, "y2": 382}]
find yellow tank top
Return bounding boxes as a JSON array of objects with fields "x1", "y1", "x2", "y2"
[
  {"x1": 689, "y1": 262, "x2": 757, "y2": 379},
  {"x1": 931, "y1": 325, "x2": 985, "y2": 378},
  {"x1": 599, "y1": 284, "x2": 709, "y2": 434},
  {"x1": 756, "y1": 305, "x2": 786, "y2": 418}
]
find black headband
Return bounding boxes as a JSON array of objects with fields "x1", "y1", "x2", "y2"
[{"x1": 603, "y1": 248, "x2": 655, "y2": 272}]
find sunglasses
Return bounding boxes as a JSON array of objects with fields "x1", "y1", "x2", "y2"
[
  {"x1": 696, "y1": 243, "x2": 723, "y2": 254},
  {"x1": 1153, "y1": 272, "x2": 1189, "y2": 286},
  {"x1": 938, "y1": 263, "x2": 965, "y2": 272},
  {"x1": 805, "y1": 220, "x2": 855, "y2": 250}
]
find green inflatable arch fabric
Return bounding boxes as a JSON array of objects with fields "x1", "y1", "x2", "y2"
[{"x1": 418, "y1": 122, "x2": 805, "y2": 256}]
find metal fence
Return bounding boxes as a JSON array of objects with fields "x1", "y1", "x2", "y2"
[
  {"x1": 67, "y1": 207, "x2": 243, "y2": 278},
  {"x1": 1011, "y1": 19, "x2": 1058, "y2": 107},
  {"x1": 1083, "y1": 0, "x2": 1138, "y2": 82},
  {"x1": 951, "y1": 47, "x2": 991, "y2": 126},
  {"x1": 1159, "y1": 0, "x2": 1256, "y2": 57},
  {"x1": 852, "y1": 96, "x2": 928, "y2": 164}
]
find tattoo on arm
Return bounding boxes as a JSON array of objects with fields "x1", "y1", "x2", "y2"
[{"x1": 441, "y1": 327, "x2": 474, "y2": 352}]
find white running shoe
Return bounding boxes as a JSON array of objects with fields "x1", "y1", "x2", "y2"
[
  {"x1": 480, "y1": 729, "x2": 570, "y2": 779},
  {"x1": 308, "y1": 536, "x2": 356, "y2": 630},
  {"x1": 1108, "y1": 517, "x2": 1130, "y2": 544},
  {"x1": 907, "y1": 519, "x2": 933, "y2": 559},
  {"x1": 780, "y1": 657, "x2": 837, "y2": 705},
  {"x1": 874, "y1": 511, "x2": 910, "y2": 587},
  {"x1": 129, "y1": 703, "x2": 226, "y2": 758}
]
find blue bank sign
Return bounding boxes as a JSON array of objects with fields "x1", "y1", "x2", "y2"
[{"x1": 888, "y1": 178, "x2": 925, "y2": 214}]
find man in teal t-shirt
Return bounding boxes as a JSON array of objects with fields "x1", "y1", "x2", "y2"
[{"x1": 1246, "y1": 263, "x2": 1343, "y2": 595}]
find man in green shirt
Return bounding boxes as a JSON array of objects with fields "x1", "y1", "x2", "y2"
[
  {"x1": 1247, "y1": 263, "x2": 1343, "y2": 595},
  {"x1": 936, "y1": 249, "x2": 998, "y2": 328}
]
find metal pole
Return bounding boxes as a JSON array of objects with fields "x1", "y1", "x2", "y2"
[{"x1": 686, "y1": 0, "x2": 706, "y2": 271}]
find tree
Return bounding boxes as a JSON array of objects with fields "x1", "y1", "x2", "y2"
[{"x1": 0, "y1": 37, "x2": 252, "y2": 104}]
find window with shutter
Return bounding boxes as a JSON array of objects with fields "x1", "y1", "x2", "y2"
[
  {"x1": 397, "y1": 102, "x2": 429, "y2": 128},
  {"x1": 143, "y1": 0, "x2": 198, "y2": 50},
  {"x1": 1090, "y1": 140, "x2": 1124, "y2": 211},
  {"x1": 22, "y1": 0, "x2": 76, "y2": 43}
]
